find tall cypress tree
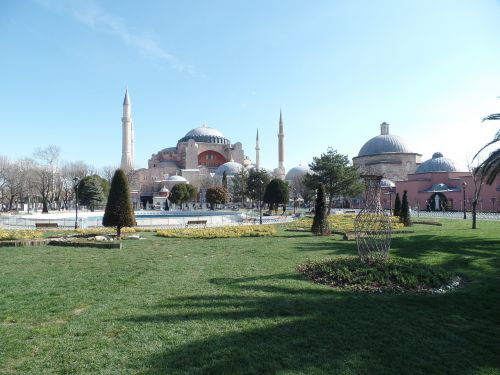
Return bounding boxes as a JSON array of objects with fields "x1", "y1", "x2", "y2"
[
  {"x1": 400, "y1": 190, "x2": 411, "y2": 227},
  {"x1": 311, "y1": 183, "x2": 330, "y2": 235},
  {"x1": 394, "y1": 193, "x2": 401, "y2": 217},
  {"x1": 103, "y1": 169, "x2": 136, "y2": 237}
]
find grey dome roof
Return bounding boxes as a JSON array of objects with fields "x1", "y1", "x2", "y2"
[
  {"x1": 215, "y1": 161, "x2": 243, "y2": 176},
  {"x1": 358, "y1": 134, "x2": 412, "y2": 156},
  {"x1": 357, "y1": 122, "x2": 413, "y2": 157},
  {"x1": 415, "y1": 152, "x2": 460, "y2": 173},
  {"x1": 285, "y1": 165, "x2": 311, "y2": 181},
  {"x1": 178, "y1": 124, "x2": 230, "y2": 144}
]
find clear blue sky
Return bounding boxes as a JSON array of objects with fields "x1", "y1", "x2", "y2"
[{"x1": 1, "y1": 0, "x2": 499, "y2": 171}]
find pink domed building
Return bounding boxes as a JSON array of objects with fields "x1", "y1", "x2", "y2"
[{"x1": 394, "y1": 152, "x2": 499, "y2": 212}]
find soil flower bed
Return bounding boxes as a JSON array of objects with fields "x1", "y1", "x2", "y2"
[
  {"x1": 298, "y1": 256, "x2": 459, "y2": 294},
  {"x1": 287, "y1": 214, "x2": 405, "y2": 232}
]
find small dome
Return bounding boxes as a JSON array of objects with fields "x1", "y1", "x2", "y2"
[
  {"x1": 285, "y1": 165, "x2": 311, "y2": 181},
  {"x1": 380, "y1": 178, "x2": 395, "y2": 188},
  {"x1": 178, "y1": 124, "x2": 230, "y2": 144},
  {"x1": 358, "y1": 123, "x2": 413, "y2": 157},
  {"x1": 215, "y1": 161, "x2": 243, "y2": 176},
  {"x1": 415, "y1": 152, "x2": 461, "y2": 173},
  {"x1": 160, "y1": 186, "x2": 169, "y2": 193},
  {"x1": 167, "y1": 175, "x2": 188, "y2": 182}
]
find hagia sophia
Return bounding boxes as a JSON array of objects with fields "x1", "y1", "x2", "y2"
[{"x1": 120, "y1": 90, "x2": 499, "y2": 212}]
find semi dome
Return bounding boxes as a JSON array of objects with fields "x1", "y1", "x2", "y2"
[
  {"x1": 166, "y1": 175, "x2": 188, "y2": 183},
  {"x1": 215, "y1": 161, "x2": 243, "y2": 176},
  {"x1": 285, "y1": 165, "x2": 311, "y2": 181},
  {"x1": 178, "y1": 124, "x2": 230, "y2": 144},
  {"x1": 358, "y1": 122, "x2": 413, "y2": 157},
  {"x1": 415, "y1": 152, "x2": 460, "y2": 174}
]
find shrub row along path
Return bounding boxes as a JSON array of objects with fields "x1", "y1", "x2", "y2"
[{"x1": 0, "y1": 220, "x2": 499, "y2": 374}]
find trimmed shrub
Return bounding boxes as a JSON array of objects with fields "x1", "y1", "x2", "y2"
[
  {"x1": 311, "y1": 183, "x2": 330, "y2": 235},
  {"x1": 103, "y1": 169, "x2": 136, "y2": 237}
]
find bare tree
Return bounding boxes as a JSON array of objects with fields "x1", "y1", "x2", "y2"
[
  {"x1": 33, "y1": 145, "x2": 61, "y2": 213},
  {"x1": 101, "y1": 165, "x2": 119, "y2": 184},
  {"x1": 60, "y1": 161, "x2": 94, "y2": 209}
]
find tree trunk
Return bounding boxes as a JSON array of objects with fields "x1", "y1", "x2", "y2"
[
  {"x1": 117, "y1": 226, "x2": 121, "y2": 238},
  {"x1": 42, "y1": 199, "x2": 49, "y2": 213},
  {"x1": 472, "y1": 200, "x2": 478, "y2": 229},
  {"x1": 327, "y1": 196, "x2": 334, "y2": 215}
]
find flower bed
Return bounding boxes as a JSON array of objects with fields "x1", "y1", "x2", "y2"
[
  {"x1": 0, "y1": 229, "x2": 44, "y2": 241},
  {"x1": 157, "y1": 225, "x2": 276, "y2": 239},
  {"x1": 287, "y1": 214, "x2": 404, "y2": 232},
  {"x1": 75, "y1": 227, "x2": 138, "y2": 235}
]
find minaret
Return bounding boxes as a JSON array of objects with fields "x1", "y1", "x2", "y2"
[
  {"x1": 121, "y1": 88, "x2": 134, "y2": 171},
  {"x1": 255, "y1": 128, "x2": 260, "y2": 170},
  {"x1": 277, "y1": 109, "x2": 285, "y2": 179}
]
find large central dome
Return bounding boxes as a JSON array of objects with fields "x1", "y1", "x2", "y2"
[
  {"x1": 358, "y1": 122, "x2": 413, "y2": 157},
  {"x1": 178, "y1": 124, "x2": 230, "y2": 144}
]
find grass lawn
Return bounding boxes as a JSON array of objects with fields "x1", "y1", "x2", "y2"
[{"x1": 0, "y1": 220, "x2": 499, "y2": 374}]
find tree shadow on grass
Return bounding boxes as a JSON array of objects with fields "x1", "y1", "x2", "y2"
[
  {"x1": 390, "y1": 234, "x2": 500, "y2": 277},
  {"x1": 123, "y1": 272, "x2": 499, "y2": 375}
]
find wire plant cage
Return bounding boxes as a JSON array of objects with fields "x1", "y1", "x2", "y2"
[{"x1": 354, "y1": 175, "x2": 392, "y2": 263}]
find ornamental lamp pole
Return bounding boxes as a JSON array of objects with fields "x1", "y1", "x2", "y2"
[
  {"x1": 259, "y1": 180, "x2": 263, "y2": 225},
  {"x1": 73, "y1": 177, "x2": 80, "y2": 229},
  {"x1": 462, "y1": 181, "x2": 467, "y2": 220}
]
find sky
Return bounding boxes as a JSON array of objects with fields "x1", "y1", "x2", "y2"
[{"x1": 1, "y1": 0, "x2": 500, "y2": 172}]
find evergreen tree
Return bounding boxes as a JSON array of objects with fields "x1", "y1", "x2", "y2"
[
  {"x1": 170, "y1": 184, "x2": 188, "y2": 208},
  {"x1": 393, "y1": 192, "x2": 401, "y2": 217},
  {"x1": 78, "y1": 175, "x2": 105, "y2": 212},
  {"x1": 230, "y1": 168, "x2": 249, "y2": 205},
  {"x1": 102, "y1": 169, "x2": 135, "y2": 237},
  {"x1": 185, "y1": 184, "x2": 198, "y2": 202},
  {"x1": 400, "y1": 190, "x2": 411, "y2": 227},
  {"x1": 222, "y1": 171, "x2": 228, "y2": 189},
  {"x1": 311, "y1": 183, "x2": 330, "y2": 235},
  {"x1": 247, "y1": 168, "x2": 271, "y2": 204},
  {"x1": 304, "y1": 148, "x2": 362, "y2": 214},
  {"x1": 263, "y1": 178, "x2": 289, "y2": 212}
]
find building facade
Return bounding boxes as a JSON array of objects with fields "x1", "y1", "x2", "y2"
[{"x1": 353, "y1": 122, "x2": 422, "y2": 182}]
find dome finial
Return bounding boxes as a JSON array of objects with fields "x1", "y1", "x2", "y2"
[{"x1": 380, "y1": 122, "x2": 389, "y2": 135}]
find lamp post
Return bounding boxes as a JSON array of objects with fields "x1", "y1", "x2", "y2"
[
  {"x1": 259, "y1": 180, "x2": 263, "y2": 225},
  {"x1": 462, "y1": 181, "x2": 467, "y2": 220},
  {"x1": 73, "y1": 177, "x2": 80, "y2": 229}
]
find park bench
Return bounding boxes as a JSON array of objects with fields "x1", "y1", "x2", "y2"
[
  {"x1": 344, "y1": 210, "x2": 356, "y2": 214},
  {"x1": 35, "y1": 223, "x2": 59, "y2": 229},
  {"x1": 185, "y1": 220, "x2": 207, "y2": 228}
]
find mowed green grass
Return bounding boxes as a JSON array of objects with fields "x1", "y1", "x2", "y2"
[{"x1": 0, "y1": 220, "x2": 499, "y2": 374}]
